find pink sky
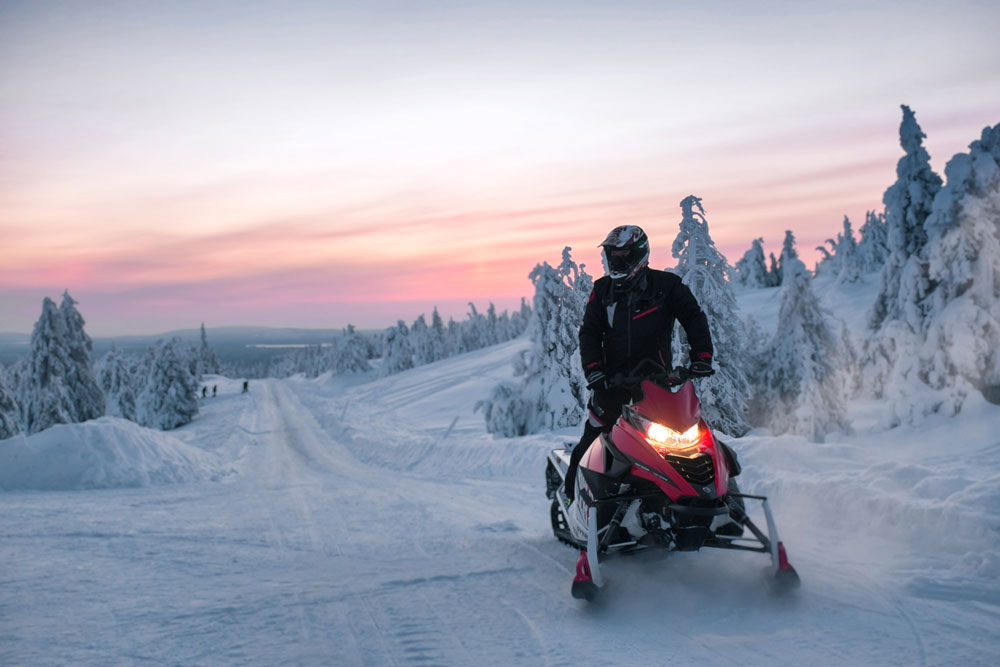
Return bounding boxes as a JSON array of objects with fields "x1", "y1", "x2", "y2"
[{"x1": 2, "y1": 1, "x2": 999, "y2": 335}]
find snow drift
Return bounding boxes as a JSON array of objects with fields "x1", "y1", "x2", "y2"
[{"x1": 0, "y1": 416, "x2": 226, "y2": 491}]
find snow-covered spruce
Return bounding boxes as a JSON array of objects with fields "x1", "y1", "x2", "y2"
[
  {"x1": 750, "y1": 256, "x2": 849, "y2": 441},
  {"x1": 856, "y1": 210, "x2": 888, "y2": 274},
  {"x1": 22, "y1": 292, "x2": 105, "y2": 435},
  {"x1": 478, "y1": 248, "x2": 591, "y2": 437},
  {"x1": 96, "y1": 345, "x2": 140, "y2": 421},
  {"x1": 136, "y1": 338, "x2": 199, "y2": 430},
  {"x1": 333, "y1": 324, "x2": 373, "y2": 374},
  {"x1": 670, "y1": 195, "x2": 751, "y2": 436},
  {"x1": 868, "y1": 105, "x2": 943, "y2": 333},
  {"x1": 816, "y1": 216, "x2": 862, "y2": 284},
  {"x1": 733, "y1": 237, "x2": 770, "y2": 288},
  {"x1": 380, "y1": 321, "x2": 416, "y2": 377},
  {"x1": 915, "y1": 122, "x2": 1000, "y2": 410},
  {"x1": 0, "y1": 369, "x2": 20, "y2": 439},
  {"x1": 196, "y1": 323, "x2": 221, "y2": 379},
  {"x1": 767, "y1": 251, "x2": 781, "y2": 286}
]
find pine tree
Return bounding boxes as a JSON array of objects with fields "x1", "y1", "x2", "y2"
[
  {"x1": 478, "y1": 248, "x2": 592, "y2": 436},
  {"x1": 916, "y1": 122, "x2": 1000, "y2": 410},
  {"x1": 856, "y1": 210, "x2": 888, "y2": 273},
  {"x1": 767, "y1": 252, "x2": 781, "y2": 286},
  {"x1": 97, "y1": 345, "x2": 139, "y2": 421},
  {"x1": 23, "y1": 294, "x2": 105, "y2": 434},
  {"x1": 0, "y1": 369, "x2": 20, "y2": 439},
  {"x1": 733, "y1": 238, "x2": 770, "y2": 288},
  {"x1": 670, "y1": 195, "x2": 751, "y2": 436},
  {"x1": 333, "y1": 324, "x2": 372, "y2": 374},
  {"x1": 836, "y1": 216, "x2": 861, "y2": 283},
  {"x1": 197, "y1": 323, "x2": 221, "y2": 378},
  {"x1": 137, "y1": 338, "x2": 199, "y2": 430},
  {"x1": 751, "y1": 257, "x2": 848, "y2": 441},
  {"x1": 869, "y1": 105, "x2": 943, "y2": 331},
  {"x1": 380, "y1": 321, "x2": 415, "y2": 377}
]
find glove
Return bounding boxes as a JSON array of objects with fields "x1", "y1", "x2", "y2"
[
  {"x1": 585, "y1": 369, "x2": 608, "y2": 390},
  {"x1": 688, "y1": 361, "x2": 715, "y2": 377}
]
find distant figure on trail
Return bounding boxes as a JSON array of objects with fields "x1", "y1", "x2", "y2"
[
  {"x1": 202, "y1": 386, "x2": 208, "y2": 399},
  {"x1": 242, "y1": 380, "x2": 249, "y2": 393},
  {"x1": 213, "y1": 385, "x2": 218, "y2": 397}
]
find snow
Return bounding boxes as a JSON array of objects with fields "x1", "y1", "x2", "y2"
[
  {"x1": 0, "y1": 416, "x2": 226, "y2": 491},
  {"x1": 2, "y1": 284, "x2": 1000, "y2": 666}
]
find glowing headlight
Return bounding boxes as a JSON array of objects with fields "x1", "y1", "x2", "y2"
[{"x1": 644, "y1": 420, "x2": 701, "y2": 457}]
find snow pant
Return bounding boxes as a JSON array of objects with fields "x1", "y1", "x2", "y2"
[{"x1": 565, "y1": 386, "x2": 633, "y2": 501}]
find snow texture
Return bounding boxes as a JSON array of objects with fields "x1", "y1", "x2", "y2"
[
  {"x1": 2, "y1": 299, "x2": 998, "y2": 666},
  {"x1": 0, "y1": 416, "x2": 225, "y2": 490}
]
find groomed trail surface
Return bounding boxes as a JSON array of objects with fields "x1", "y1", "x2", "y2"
[{"x1": 3, "y1": 341, "x2": 999, "y2": 666}]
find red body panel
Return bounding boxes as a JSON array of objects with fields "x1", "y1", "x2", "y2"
[
  {"x1": 578, "y1": 379, "x2": 727, "y2": 501},
  {"x1": 634, "y1": 380, "x2": 700, "y2": 431}
]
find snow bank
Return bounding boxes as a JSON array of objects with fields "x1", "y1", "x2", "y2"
[{"x1": 0, "y1": 417, "x2": 227, "y2": 491}]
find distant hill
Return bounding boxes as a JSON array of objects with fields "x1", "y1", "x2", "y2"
[{"x1": 0, "y1": 326, "x2": 379, "y2": 366}]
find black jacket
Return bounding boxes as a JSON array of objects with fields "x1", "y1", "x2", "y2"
[{"x1": 579, "y1": 269, "x2": 713, "y2": 375}]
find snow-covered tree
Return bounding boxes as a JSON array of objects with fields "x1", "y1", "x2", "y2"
[
  {"x1": 380, "y1": 321, "x2": 414, "y2": 377},
  {"x1": 23, "y1": 293, "x2": 105, "y2": 435},
  {"x1": 734, "y1": 238, "x2": 770, "y2": 288},
  {"x1": 912, "y1": 122, "x2": 1000, "y2": 411},
  {"x1": 137, "y1": 338, "x2": 199, "y2": 430},
  {"x1": 478, "y1": 248, "x2": 592, "y2": 436},
  {"x1": 869, "y1": 105, "x2": 943, "y2": 331},
  {"x1": 767, "y1": 252, "x2": 781, "y2": 286},
  {"x1": 333, "y1": 325, "x2": 372, "y2": 374},
  {"x1": 97, "y1": 345, "x2": 139, "y2": 421},
  {"x1": 197, "y1": 323, "x2": 221, "y2": 378},
  {"x1": 856, "y1": 210, "x2": 888, "y2": 272},
  {"x1": 670, "y1": 195, "x2": 751, "y2": 436},
  {"x1": 0, "y1": 370, "x2": 20, "y2": 439},
  {"x1": 750, "y1": 257, "x2": 848, "y2": 441}
]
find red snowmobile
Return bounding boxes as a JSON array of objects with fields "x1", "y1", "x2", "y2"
[{"x1": 545, "y1": 361, "x2": 800, "y2": 600}]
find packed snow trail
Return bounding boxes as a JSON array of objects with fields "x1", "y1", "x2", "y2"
[{"x1": 3, "y1": 357, "x2": 999, "y2": 665}]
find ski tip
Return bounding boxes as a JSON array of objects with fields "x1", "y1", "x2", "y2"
[
  {"x1": 772, "y1": 566, "x2": 801, "y2": 592},
  {"x1": 571, "y1": 580, "x2": 600, "y2": 601}
]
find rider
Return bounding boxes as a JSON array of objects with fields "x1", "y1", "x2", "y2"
[{"x1": 565, "y1": 225, "x2": 715, "y2": 502}]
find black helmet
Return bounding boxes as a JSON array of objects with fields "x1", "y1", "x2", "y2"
[{"x1": 600, "y1": 225, "x2": 650, "y2": 281}]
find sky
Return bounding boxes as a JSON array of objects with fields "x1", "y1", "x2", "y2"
[{"x1": 1, "y1": 0, "x2": 999, "y2": 336}]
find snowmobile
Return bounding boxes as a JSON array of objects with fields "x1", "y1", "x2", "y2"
[{"x1": 545, "y1": 360, "x2": 800, "y2": 601}]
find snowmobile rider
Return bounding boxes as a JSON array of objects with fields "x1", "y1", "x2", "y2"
[{"x1": 564, "y1": 225, "x2": 715, "y2": 502}]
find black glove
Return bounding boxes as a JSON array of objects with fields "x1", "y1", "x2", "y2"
[
  {"x1": 585, "y1": 369, "x2": 608, "y2": 390},
  {"x1": 688, "y1": 361, "x2": 715, "y2": 377}
]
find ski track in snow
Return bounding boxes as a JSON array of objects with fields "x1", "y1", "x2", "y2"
[{"x1": 2, "y1": 338, "x2": 1000, "y2": 665}]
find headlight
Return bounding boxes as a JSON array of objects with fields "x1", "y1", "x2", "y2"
[{"x1": 628, "y1": 408, "x2": 702, "y2": 458}]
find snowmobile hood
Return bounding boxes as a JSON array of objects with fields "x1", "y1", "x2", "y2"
[{"x1": 633, "y1": 379, "x2": 700, "y2": 432}]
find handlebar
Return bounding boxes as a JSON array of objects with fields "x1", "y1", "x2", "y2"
[{"x1": 586, "y1": 362, "x2": 693, "y2": 390}]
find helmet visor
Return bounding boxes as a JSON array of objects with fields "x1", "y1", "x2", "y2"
[{"x1": 604, "y1": 245, "x2": 642, "y2": 275}]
